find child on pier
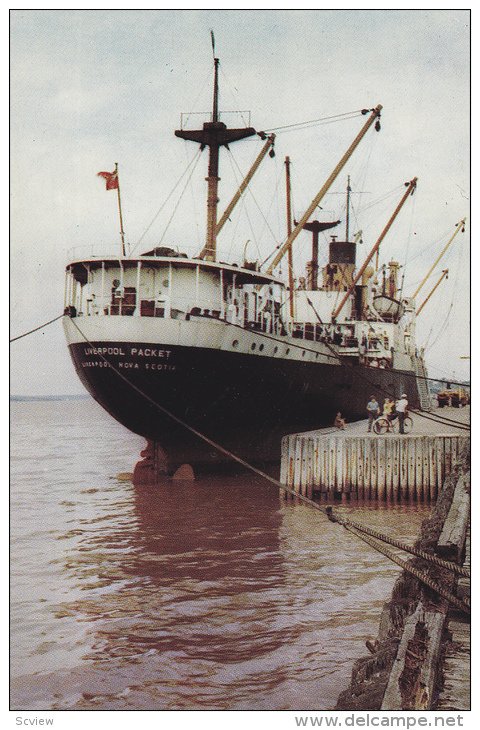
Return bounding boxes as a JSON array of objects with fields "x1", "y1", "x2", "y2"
[{"x1": 334, "y1": 412, "x2": 346, "y2": 430}]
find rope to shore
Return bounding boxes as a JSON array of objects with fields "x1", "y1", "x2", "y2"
[
  {"x1": 325, "y1": 509, "x2": 470, "y2": 578},
  {"x1": 344, "y1": 525, "x2": 470, "y2": 615},
  {"x1": 66, "y1": 316, "x2": 471, "y2": 611},
  {"x1": 10, "y1": 314, "x2": 64, "y2": 343}
]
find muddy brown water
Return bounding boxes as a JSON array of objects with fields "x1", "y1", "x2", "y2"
[{"x1": 11, "y1": 399, "x2": 430, "y2": 710}]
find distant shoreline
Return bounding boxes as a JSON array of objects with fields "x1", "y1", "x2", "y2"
[{"x1": 10, "y1": 394, "x2": 90, "y2": 402}]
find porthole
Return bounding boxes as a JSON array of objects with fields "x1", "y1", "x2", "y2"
[
  {"x1": 286, "y1": 348, "x2": 290, "y2": 355},
  {"x1": 302, "y1": 351, "x2": 306, "y2": 357},
  {"x1": 274, "y1": 346, "x2": 278, "y2": 354},
  {"x1": 232, "y1": 339, "x2": 239, "y2": 349},
  {"x1": 251, "y1": 343, "x2": 256, "y2": 351},
  {"x1": 259, "y1": 343, "x2": 264, "y2": 352}
]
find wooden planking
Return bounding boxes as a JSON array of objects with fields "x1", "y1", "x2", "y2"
[
  {"x1": 280, "y1": 434, "x2": 469, "y2": 501},
  {"x1": 377, "y1": 438, "x2": 386, "y2": 500},
  {"x1": 415, "y1": 439, "x2": 424, "y2": 501},
  {"x1": 407, "y1": 439, "x2": 416, "y2": 497},
  {"x1": 400, "y1": 438, "x2": 408, "y2": 498}
]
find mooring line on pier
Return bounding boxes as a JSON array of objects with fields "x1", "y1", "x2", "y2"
[
  {"x1": 343, "y1": 525, "x2": 470, "y2": 615},
  {"x1": 67, "y1": 317, "x2": 471, "y2": 606},
  {"x1": 325, "y1": 509, "x2": 470, "y2": 578},
  {"x1": 10, "y1": 314, "x2": 64, "y2": 342}
]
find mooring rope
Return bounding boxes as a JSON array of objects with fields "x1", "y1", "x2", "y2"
[
  {"x1": 10, "y1": 314, "x2": 64, "y2": 343},
  {"x1": 325, "y1": 509, "x2": 470, "y2": 578},
  {"x1": 66, "y1": 315, "x2": 470, "y2": 608},
  {"x1": 344, "y1": 525, "x2": 470, "y2": 615}
]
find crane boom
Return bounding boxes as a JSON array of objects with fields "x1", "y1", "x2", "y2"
[
  {"x1": 417, "y1": 269, "x2": 449, "y2": 316},
  {"x1": 331, "y1": 177, "x2": 418, "y2": 321},
  {"x1": 203, "y1": 133, "x2": 276, "y2": 248},
  {"x1": 412, "y1": 217, "x2": 466, "y2": 299},
  {"x1": 264, "y1": 105, "x2": 382, "y2": 276}
]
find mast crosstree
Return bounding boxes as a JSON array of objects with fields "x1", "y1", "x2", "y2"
[{"x1": 175, "y1": 57, "x2": 256, "y2": 261}]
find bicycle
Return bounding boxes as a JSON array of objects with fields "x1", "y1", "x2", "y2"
[{"x1": 373, "y1": 413, "x2": 413, "y2": 435}]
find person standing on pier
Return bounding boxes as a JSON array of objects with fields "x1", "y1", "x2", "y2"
[
  {"x1": 383, "y1": 397, "x2": 395, "y2": 421},
  {"x1": 366, "y1": 396, "x2": 380, "y2": 432},
  {"x1": 395, "y1": 393, "x2": 409, "y2": 434}
]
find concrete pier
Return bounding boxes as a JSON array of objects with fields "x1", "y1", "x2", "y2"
[{"x1": 280, "y1": 407, "x2": 469, "y2": 501}]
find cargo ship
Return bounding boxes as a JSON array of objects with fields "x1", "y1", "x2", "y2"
[{"x1": 63, "y1": 54, "x2": 431, "y2": 472}]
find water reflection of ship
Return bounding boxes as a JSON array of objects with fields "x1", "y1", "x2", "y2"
[{"x1": 58, "y1": 474, "x2": 290, "y2": 687}]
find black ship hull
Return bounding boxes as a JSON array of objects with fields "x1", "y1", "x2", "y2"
[{"x1": 69, "y1": 340, "x2": 420, "y2": 472}]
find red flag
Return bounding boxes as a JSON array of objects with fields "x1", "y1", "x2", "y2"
[{"x1": 97, "y1": 169, "x2": 118, "y2": 190}]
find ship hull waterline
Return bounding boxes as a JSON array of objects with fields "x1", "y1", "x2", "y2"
[{"x1": 68, "y1": 340, "x2": 421, "y2": 474}]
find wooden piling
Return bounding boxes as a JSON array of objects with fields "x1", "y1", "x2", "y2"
[{"x1": 280, "y1": 432, "x2": 469, "y2": 501}]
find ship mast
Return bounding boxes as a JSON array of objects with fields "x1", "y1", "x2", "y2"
[
  {"x1": 285, "y1": 156, "x2": 295, "y2": 317},
  {"x1": 175, "y1": 54, "x2": 256, "y2": 261}
]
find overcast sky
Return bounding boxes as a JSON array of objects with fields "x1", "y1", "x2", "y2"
[{"x1": 10, "y1": 8, "x2": 470, "y2": 395}]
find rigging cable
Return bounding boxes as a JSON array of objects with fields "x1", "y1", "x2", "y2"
[
  {"x1": 422, "y1": 227, "x2": 465, "y2": 356},
  {"x1": 224, "y1": 149, "x2": 262, "y2": 259},
  {"x1": 264, "y1": 109, "x2": 365, "y2": 133},
  {"x1": 63, "y1": 314, "x2": 470, "y2": 613},
  {"x1": 227, "y1": 147, "x2": 281, "y2": 248},
  {"x1": 129, "y1": 149, "x2": 203, "y2": 257},
  {"x1": 157, "y1": 150, "x2": 203, "y2": 246},
  {"x1": 406, "y1": 224, "x2": 456, "y2": 269},
  {"x1": 183, "y1": 142, "x2": 202, "y2": 251},
  {"x1": 424, "y1": 304, "x2": 454, "y2": 353},
  {"x1": 219, "y1": 66, "x2": 250, "y2": 129}
]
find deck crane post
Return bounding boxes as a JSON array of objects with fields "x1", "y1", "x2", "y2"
[
  {"x1": 264, "y1": 105, "x2": 382, "y2": 276},
  {"x1": 331, "y1": 177, "x2": 418, "y2": 321}
]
